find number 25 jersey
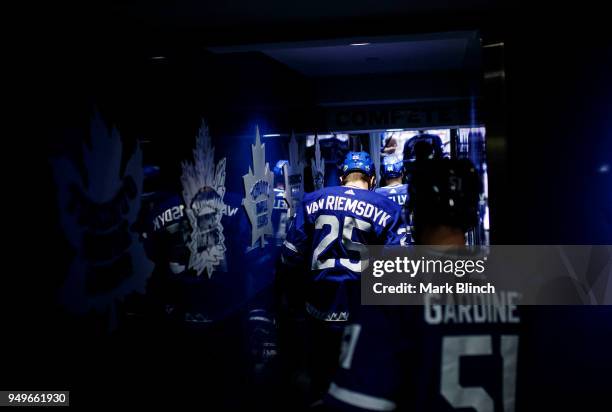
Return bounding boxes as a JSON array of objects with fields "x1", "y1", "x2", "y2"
[{"x1": 281, "y1": 185, "x2": 403, "y2": 322}]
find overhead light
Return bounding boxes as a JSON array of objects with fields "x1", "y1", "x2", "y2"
[
  {"x1": 386, "y1": 129, "x2": 403, "y2": 132},
  {"x1": 151, "y1": 56, "x2": 166, "y2": 60},
  {"x1": 483, "y1": 42, "x2": 504, "y2": 48},
  {"x1": 263, "y1": 133, "x2": 281, "y2": 137},
  {"x1": 350, "y1": 42, "x2": 370, "y2": 46}
]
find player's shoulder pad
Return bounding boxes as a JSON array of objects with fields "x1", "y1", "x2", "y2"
[
  {"x1": 304, "y1": 185, "x2": 343, "y2": 201},
  {"x1": 370, "y1": 189, "x2": 403, "y2": 209}
]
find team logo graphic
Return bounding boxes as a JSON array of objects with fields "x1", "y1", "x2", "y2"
[
  {"x1": 243, "y1": 126, "x2": 274, "y2": 250},
  {"x1": 51, "y1": 111, "x2": 153, "y2": 327},
  {"x1": 181, "y1": 120, "x2": 227, "y2": 277},
  {"x1": 311, "y1": 135, "x2": 325, "y2": 190},
  {"x1": 283, "y1": 132, "x2": 305, "y2": 218}
]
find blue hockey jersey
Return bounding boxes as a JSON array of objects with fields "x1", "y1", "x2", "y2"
[
  {"x1": 375, "y1": 184, "x2": 408, "y2": 207},
  {"x1": 375, "y1": 184, "x2": 412, "y2": 245},
  {"x1": 326, "y1": 296, "x2": 524, "y2": 412},
  {"x1": 325, "y1": 302, "x2": 612, "y2": 411},
  {"x1": 273, "y1": 187, "x2": 290, "y2": 246},
  {"x1": 280, "y1": 185, "x2": 404, "y2": 322}
]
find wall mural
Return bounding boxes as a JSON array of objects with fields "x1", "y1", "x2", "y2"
[
  {"x1": 242, "y1": 126, "x2": 275, "y2": 251},
  {"x1": 180, "y1": 120, "x2": 228, "y2": 278},
  {"x1": 51, "y1": 111, "x2": 153, "y2": 327}
]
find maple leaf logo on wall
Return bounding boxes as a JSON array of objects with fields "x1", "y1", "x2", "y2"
[
  {"x1": 180, "y1": 120, "x2": 227, "y2": 277},
  {"x1": 242, "y1": 126, "x2": 274, "y2": 251}
]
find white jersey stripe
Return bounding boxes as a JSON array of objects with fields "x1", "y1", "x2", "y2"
[
  {"x1": 328, "y1": 383, "x2": 396, "y2": 411},
  {"x1": 283, "y1": 240, "x2": 299, "y2": 253}
]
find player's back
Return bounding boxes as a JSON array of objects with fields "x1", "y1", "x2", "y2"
[
  {"x1": 284, "y1": 185, "x2": 402, "y2": 321},
  {"x1": 301, "y1": 185, "x2": 402, "y2": 276},
  {"x1": 329, "y1": 300, "x2": 612, "y2": 412},
  {"x1": 328, "y1": 294, "x2": 525, "y2": 412},
  {"x1": 375, "y1": 183, "x2": 408, "y2": 206},
  {"x1": 408, "y1": 294, "x2": 523, "y2": 412}
]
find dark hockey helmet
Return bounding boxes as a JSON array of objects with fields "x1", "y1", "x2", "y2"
[{"x1": 407, "y1": 159, "x2": 481, "y2": 233}]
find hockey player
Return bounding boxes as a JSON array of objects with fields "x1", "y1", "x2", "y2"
[
  {"x1": 402, "y1": 131, "x2": 446, "y2": 163},
  {"x1": 375, "y1": 154, "x2": 408, "y2": 207},
  {"x1": 324, "y1": 159, "x2": 612, "y2": 412},
  {"x1": 375, "y1": 154, "x2": 412, "y2": 245},
  {"x1": 277, "y1": 151, "x2": 405, "y2": 407},
  {"x1": 324, "y1": 159, "x2": 526, "y2": 412}
]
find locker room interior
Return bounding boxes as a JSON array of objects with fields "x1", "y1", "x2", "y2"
[{"x1": 8, "y1": 1, "x2": 612, "y2": 410}]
